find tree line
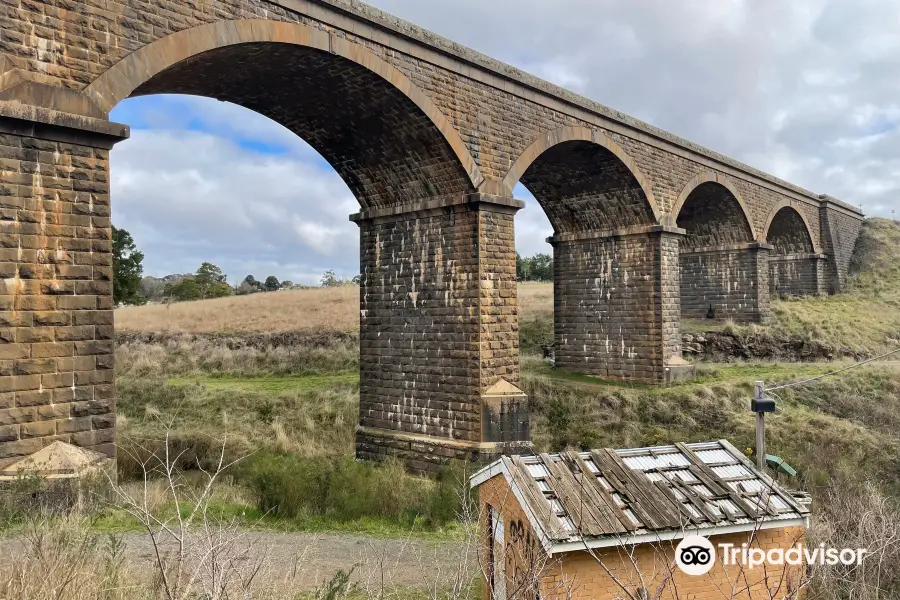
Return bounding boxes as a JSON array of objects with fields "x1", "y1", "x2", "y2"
[
  {"x1": 113, "y1": 225, "x2": 552, "y2": 306},
  {"x1": 516, "y1": 252, "x2": 552, "y2": 282}
]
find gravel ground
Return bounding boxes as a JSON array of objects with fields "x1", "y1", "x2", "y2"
[{"x1": 0, "y1": 529, "x2": 475, "y2": 596}]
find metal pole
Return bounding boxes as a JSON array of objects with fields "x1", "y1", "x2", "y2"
[{"x1": 755, "y1": 381, "x2": 766, "y2": 471}]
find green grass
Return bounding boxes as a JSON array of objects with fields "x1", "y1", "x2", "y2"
[
  {"x1": 523, "y1": 355, "x2": 851, "y2": 393},
  {"x1": 712, "y1": 219, "x2": 900, "y2": 357},
  {"x1": 90, "y1": 501, "x2": 466, "y2": 540},
  {"x1": 522, "y1": 359, "x2": 900, "y2": 488},
  {"x1": 102, "y1": 219, "x2": 900, "y2": 539},
  {"x1": 167, "y1": 373, "x2": 359, "y2": 393}
]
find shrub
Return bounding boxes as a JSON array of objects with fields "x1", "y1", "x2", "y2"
[
  {"x1": 241, "y1": 453, "x2": 465, "y2": 527},
  {"x1": 519, "y1": 314, "x2": 553, "y2": 356}
]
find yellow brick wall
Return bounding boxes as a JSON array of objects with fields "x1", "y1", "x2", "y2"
[{"x1": 477, "y1": 473, "x2": 807, "y2": 600}]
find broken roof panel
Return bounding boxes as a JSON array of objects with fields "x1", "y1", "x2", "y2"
[{"x1": 470, "y1": 439, "x2": 810, "y2": 554}]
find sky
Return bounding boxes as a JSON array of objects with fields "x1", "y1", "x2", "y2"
[{"x1": 109, "y1": 0, "x2": 900, "y2": 285}]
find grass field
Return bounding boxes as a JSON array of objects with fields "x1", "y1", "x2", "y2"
[
  {"x1": 116, "y1": 281, "x2": 554, "y2": 334},
  {"x1": 117, "y1": 220, "x2": 900, "y2": 360}
]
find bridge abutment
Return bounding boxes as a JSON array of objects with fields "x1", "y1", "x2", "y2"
[
  {"x1": 680, "y1": 243, "x2": 772, "y2": 323},
  {"x1": 550, "y1": 225, "x2": 694, "y2": 384},
  {"x1": 0, "y1": 104, "x2": 127, "y2": 471},
  {"x1": 352, "y1": 193, "x2": 532, "y2": 473}
]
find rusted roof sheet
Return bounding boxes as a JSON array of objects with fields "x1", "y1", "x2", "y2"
[{"x1": 470, "y1": 440, "x2": 809, "y2": 547}]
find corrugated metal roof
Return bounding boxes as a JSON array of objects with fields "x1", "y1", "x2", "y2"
[{"x1": 471, "y1": 439, "x2": 809, "y2": 547}]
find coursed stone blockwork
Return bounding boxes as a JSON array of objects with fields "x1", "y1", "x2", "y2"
[
  {"x1": 680, "y1": 245, "x2": 771, "y2": 322},
  {"x1": 765, "y1": 205, "x2": 823, "y2": 297},
  {"x1": 819, "y1": 199, "x2": 864, "y2": 294},
  {"x1": 0, "y1": 0, "x2": 864, "y2": 470},
  {"x1": 769, "y1": 254, "x2": 825, "y2": 298},
  {"x1": 0, "y1": 121, "x2": 120, "y2": 471},
  {"x1": 674, "y1": 180, "x2": 769, "y2": 323},
  {"x1": 551, "y1": 227, "x2": 688, "y2": 383},
  {"x1": 354, "y1": 194, "x2": 530, "y2": 472}
]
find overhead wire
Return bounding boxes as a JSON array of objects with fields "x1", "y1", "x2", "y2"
[{"x1": 764, "y1": 346, "x2": 900, "y2": 392}]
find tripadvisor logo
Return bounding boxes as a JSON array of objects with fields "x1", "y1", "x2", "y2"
[
  {"x1": 675, "y1": 535, "x2": 868, "y2": 576},
  {"x1": 675, "y1": 536, "x2": 716, "y2": 576}
]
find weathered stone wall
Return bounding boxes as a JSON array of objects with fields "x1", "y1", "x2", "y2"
[
  {"x1": 552, "y1": 230, "x2": 681, "y2": 383},
  {"x1": 0, "y1": 131, "x2": 114, "y2": 471},
  {"x1": 3, "y1": 0, "x2": 862, "y2": 233},
  {"x1": 680, "y1": 246, "x2": 770, "y2": 323},
  {"x1": 769, "y1": 255, "x2": 823, "y2": 298},
  {"x1": 355, "y1": 195, "x2": 527, "y2": 472},
  {"x1": 357, "y1": 205, "x2": 481, "y2": 444},
  {"x1": 820, "y1": 203, "x2": 864, "y2": 294}
]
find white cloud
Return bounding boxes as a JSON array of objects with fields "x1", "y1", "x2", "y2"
[{"x1": 111, "y1": 121, "x2": 360, "y2": 285}]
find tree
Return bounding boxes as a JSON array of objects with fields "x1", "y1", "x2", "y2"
[
  {"x1": 140, "y1": 276, "x2": 166, "y2": 301},
  {"x1": 112, "y1": 225, "x2": 146, "y2": 306},
  {"x1": 164, "y1": 278, "x2": 201, "y2": 302},
  {"x1": 164, "y1": 263, "x2": 231, "y2": 302},
  {"x1": 194, "y1": 262, "x2": 231, "y2": 299},
  {"x1": 516, "y1": 252, "x2": 553, "y2": 282},
  {"x1": 320, "y1": 269, "x2": 345, "y2": 288},
  {"x1": 280, "y1": 280, "x2": 294, "y2": 289},
  {"x1": 530, "y1": 253, "x2": 553, "y2": 281},
  {"x1": 264, "y1": 275, "x2": 280, "y2": 292},
  {"x1": 243, "y1": 274, "x2": 259, "y2": 288},
  {"x1": 235, "y1": 282, "x2": 256, "y2": 295}
]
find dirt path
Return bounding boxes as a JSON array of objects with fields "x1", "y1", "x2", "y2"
[
  {"x1": 3, "y1": 529, "x2": 474, "y2": 595},
  {"x1": 128, "y1": 530, "x2": 474, "y2": 592}
]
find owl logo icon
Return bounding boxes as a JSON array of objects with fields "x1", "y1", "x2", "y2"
[{"x1": 676, "y1": 536, "x2": 716, "y2": 576}]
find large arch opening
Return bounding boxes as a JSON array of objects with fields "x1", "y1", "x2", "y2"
[
  {"x1": 504, "y1": 128, "x2": 680, "y2": 383},
  {"x1": 95, "y1": 21, "x2": 505, "y2": 466},
  {"x1": 675, "y1": 179, "x2": 765, "y2": 323},
  {"x1": 119, "y1": 43, "x2": 475, "y2": 209},
  {"x1": 766, "y1": 206, "x2": 821, "y2": 297},
  {"x1": 517, "y1": 140, "x2": 658, "y2": 234}
]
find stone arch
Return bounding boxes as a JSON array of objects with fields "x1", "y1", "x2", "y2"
[
  {"x1": 86, "y1": 19, "x2": 483, "y2": 209},
  {"x1": 670, "y1": 172, "x2": 757, "y2": 242},
  {"x1": 674, "y1": 174, "x2": 766, "y2": 323},
  {"x1": 764, "y1": 202, "x2": 819, "y2": 254},
  {"x1": 500, "y1": 126, "x2": 661, "y2": 233}
]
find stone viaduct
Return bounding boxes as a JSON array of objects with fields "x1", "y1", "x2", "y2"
[{"x1": 0, "y1": 0, "x2": 863, "y2": 472}]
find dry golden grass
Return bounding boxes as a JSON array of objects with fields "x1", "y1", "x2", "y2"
[
  {"x1": 116, "y1": 283, "x2": 555, "y2": 334},
  {"x1": 518, "y1": 282, "x2": 554, "y2": 318},
  {"x1": 116, "y1": 285, "x2": 362, "y2": 333}
]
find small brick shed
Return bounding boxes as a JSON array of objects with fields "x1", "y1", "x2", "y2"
[{"x1": 470, "y1": 440, "x2": 810, "y2": 600}]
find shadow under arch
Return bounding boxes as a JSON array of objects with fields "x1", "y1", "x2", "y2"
[
  {"x1": 673, "y1": 173, "x2": 769, "y2": 323},
  {"x1": 671, "y1": 172, "x2": 757, "y2": 243},
  {"x1": 86, "y1": 19, "x2": 483, "y2": 209},
  {"x1": 764, "y1": 201, "x2": 820, "y2": 254},
  {"x1": 764, "y1": 202, "x2": 823, "y2": 298},
  {"x1": 501, "y1": 125, "x2": 661, "y2": 233}
]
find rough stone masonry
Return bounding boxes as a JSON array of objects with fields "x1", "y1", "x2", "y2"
[{"x1": 0, "y1": 0, "x2": 863, "y2": 471}]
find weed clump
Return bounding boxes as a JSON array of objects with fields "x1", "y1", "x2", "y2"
[{"x1": 242, "y1": 453, "x2": 465, "y2": 528}]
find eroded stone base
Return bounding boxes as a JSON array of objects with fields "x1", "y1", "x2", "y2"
[{"x1": 355, "y1": 426, "x2": 534, "y2": 475}]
